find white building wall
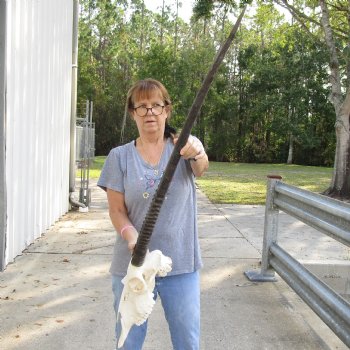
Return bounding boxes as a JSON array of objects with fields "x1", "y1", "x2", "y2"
[{"x1": 5, "y1": 0, "x2": 73, "y2": 264}]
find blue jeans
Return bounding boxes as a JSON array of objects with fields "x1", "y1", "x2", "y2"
[{"x1": 112, "y1": 270, "x2": 200, "y2": 350}]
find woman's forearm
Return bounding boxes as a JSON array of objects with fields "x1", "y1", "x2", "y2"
[
  {"x1": 107, "y1": 189, "x2": 138, "y2": 250},
  {"x1": 190, "y1": 152, "x2": 209, "y2": 177}
]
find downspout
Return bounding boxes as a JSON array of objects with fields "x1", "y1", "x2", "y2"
[
  {"x1": 69, "y1": 0, "x2": 86, "y2": 209},
  {"x1": 0, "y1": 0, "x2": 7, "y2": 271}
]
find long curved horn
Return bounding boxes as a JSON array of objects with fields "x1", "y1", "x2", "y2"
[{"x1": 131, "y1": 7, "x2": 247, "y2": 267}]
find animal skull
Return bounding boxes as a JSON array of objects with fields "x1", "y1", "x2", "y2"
[{"x1": 117, "y1": 250, "x2": 172, "y2": 348}]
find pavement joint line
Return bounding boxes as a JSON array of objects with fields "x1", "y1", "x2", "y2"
[
  {"x1": 51, "y1": 229, "x2": 113, "y2": 232},
  {"x1": 212, "y1": 203, "x2": 261, "y2": 254},
  {"x1": 22, "y1": 251, "x2": 113, "y2": 256},
  {"x1": 72, "y1": 246, "x2": 114, "y2": 254},
  {"x1": 200, "y1": 236, "x2": 249, "y2": 239},
  {"x1": 202, "y1": 256, "x2": 259, "y2": 260}
]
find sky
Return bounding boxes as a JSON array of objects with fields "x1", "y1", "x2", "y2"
[
  {"x1": 143, "y1": 1, "x2": 291, "y2": 24},
  {"x1": 143, "y1": 0, "x2": 195, "y2": 23}
]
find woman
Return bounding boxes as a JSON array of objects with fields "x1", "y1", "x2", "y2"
[{"x1": 98, "y1": 78, "x2": 209, "y2": 350}]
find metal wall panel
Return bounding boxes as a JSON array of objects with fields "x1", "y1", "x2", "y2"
[{"x1": 5, "y1": 0, "x2": 73, "y2": 265}]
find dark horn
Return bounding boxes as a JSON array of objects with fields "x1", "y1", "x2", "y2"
[{"x1": 131, "y1": 7, "x2": 247, "y2": 267}]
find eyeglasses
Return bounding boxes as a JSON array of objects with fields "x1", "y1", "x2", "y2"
[{"x1": 133, "y1": 104, "x2": 165, "y2": 117}]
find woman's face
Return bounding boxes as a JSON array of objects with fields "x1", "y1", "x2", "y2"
[{"x1": 132, "y1": 91, "x2": 168, "y2": 136}]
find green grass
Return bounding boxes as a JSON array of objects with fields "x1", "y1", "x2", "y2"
[
  {"x1": 77, "y1": 156, "x2": 106, "y2": 179},
  {"x1": 196, "y1": 162, "x2": 333, "y2": 204},
  {"x1": 87, "y1": 157, "x2": 333, "y2": 205}
]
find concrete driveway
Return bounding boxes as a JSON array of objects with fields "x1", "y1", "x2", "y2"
[{"x1": 0, "y1": 182, "x2": 349, "y2": 349}]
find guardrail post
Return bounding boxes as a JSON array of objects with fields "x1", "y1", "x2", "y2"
[{"x1": 245, "y1": 175, "x2": 282, "y2": 282}]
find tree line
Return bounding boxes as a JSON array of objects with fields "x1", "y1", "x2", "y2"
[{"x1": 77, "y1": 0, "x2": 349, "y2": 198}]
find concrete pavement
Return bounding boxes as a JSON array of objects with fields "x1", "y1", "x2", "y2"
[{"x1": 0, "y1": 181, "x2": 349, "y2": 350}]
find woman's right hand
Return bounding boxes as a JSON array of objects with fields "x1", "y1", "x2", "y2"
[
  {"x1": 122, "y1": 226, "x2": 139, "y2": 253},
  {"x1": 127, "y1": 235, "x2": 138, "y2": 253}
]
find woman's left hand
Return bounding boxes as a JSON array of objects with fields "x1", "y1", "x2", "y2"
[{"x1": 174, "y1": 135, "x2": 206, "y2": 161}]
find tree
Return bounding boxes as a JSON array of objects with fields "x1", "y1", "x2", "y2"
[
  {"x1": 194, "y1": 0, "x2": 349, "y2": 198},
  {"x1": 273, "y1": 0, "x2": 350, "y2": 198},
  {"x1": 77, "y1": 0, "x2": 337, "y2": 171}
]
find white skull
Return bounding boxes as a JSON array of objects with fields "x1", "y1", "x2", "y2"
[{"x1": 117, "y1": 250, "x2": 172, "y2": 348}]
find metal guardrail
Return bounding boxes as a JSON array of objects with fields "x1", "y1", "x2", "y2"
[{"x1": 245, "y1": 176, "x2": 350, "y2": 347}]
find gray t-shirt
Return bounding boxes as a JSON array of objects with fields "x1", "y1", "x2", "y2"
[{"x1": 97, "y1": 138, "x2": 203, "y2": 276}]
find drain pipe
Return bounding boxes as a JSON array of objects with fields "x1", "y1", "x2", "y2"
[
  {"x1": 69, "y1": 0, "x2": 86, "y2": 210},
  {"x1": 0, "y1": 0, "x2": 7, "y2": 270}
]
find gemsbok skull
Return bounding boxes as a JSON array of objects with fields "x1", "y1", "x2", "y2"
[{"x1": 117, "y1": 250, "x2": 172, "y2": 348}]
